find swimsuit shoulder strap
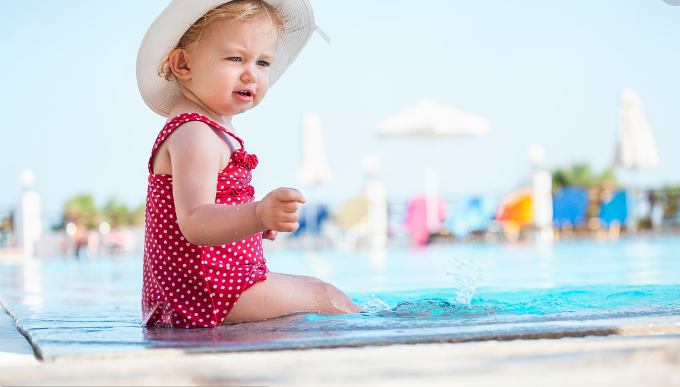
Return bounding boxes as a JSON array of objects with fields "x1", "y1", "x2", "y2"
[{"x1": 148, "y1": 113, "x2": 244, "y2": 174}]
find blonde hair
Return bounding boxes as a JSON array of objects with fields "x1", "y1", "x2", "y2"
[{"x1": 158, "y1": 0, "x2": 285, "y2": 81}]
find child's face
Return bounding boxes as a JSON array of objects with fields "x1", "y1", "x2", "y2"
[{"x1": 184, "y1": 18, "x2": 278, "y2": 116}]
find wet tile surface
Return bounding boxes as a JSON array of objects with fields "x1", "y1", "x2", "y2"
[
  {"x1": 0, "y1": 306, "x2": 39, "y2": 367},
  {"x1": 0, "y1": 308, "x2": 33, "y2": 355}
]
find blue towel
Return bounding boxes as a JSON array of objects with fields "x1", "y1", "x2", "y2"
[{"x1": 447, "y1": 196, "x2": 498, "y2": 239}]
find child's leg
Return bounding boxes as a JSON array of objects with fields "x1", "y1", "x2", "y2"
[
  {"x1": 223, "y1": 272, "x2": 364, "y2": 324},
  {"x1": 278, "y1": 273, "x2": 324, "y2": 283}
]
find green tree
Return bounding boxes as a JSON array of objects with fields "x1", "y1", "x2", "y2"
[
  {"x1": 59, "y1": 194, "x2": 145, "y2": 230},
  {"x1": 103, "y1": 197, "x2": 129, "y2": 229},
  {"x1": 1, "y1": 213, "x2": 12, "y2": 231},
  {"x1": 131, "y1": 203, "x2": 146, "y2": 226},
  {"x1": 659, "y1": 185, "x2": 680, "y2": 220},
  {"x1": 63, "y1": 194, "x2": 100, "y2": 229},
  {"x1": 552, "y1": 163, "x2": 618, "y2": 190},
  {"x1": 102, "y1": 197, "x2": 146, "y2": 227}
]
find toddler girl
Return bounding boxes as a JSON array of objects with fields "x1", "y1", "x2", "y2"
[{"x1": 136, "y1": 0, "x2": 363, "y2": 328}]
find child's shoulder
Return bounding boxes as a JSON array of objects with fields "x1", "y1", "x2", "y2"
[
  {"x1": 162, "y1": 118, "x2": 221, "y2": 145},
  {"x1": 150, "y1": 114, "x2": 228, "y2": 176}
]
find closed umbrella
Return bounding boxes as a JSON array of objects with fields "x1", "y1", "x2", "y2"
[
  {"x1": 379, "y1": 99, "x2": 490, "y2": 234},
  {"x1": 614, "y1": 88, "x2": 659, "y2": 232},
  {"x1": 297, "y1": 113, "x2": 332, "y2": 233},
  {"x1": 298, "y1": 112, "x2": 332, "y2": 186},
  {"x1": 615, "y1": 88, "x2": 659, "y2": 169}
]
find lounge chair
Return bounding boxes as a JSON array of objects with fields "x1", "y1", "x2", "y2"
[
  {"x1": 552, "y1": 187, "x2": 589, "y2": 229},
  {"x1": 599, "y1": 190, "x2": 627, "y2": 226}
]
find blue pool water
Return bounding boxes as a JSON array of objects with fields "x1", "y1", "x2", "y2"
[{"x1": 1, "y1": 238, "x2": 679, "y2": 358}]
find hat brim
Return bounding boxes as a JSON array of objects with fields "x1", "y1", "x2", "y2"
[{"x1": 136, "y1": 0, "x2": 315, "y2": 117}]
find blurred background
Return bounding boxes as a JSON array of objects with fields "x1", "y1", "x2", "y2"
[{"x1": 1, "y1": 0, "x2": 679, "y2": 259}]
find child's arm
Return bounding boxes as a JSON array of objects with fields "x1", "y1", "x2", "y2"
[{"x1": 163, "y1": 122, "x2": 305, "y2": 246}]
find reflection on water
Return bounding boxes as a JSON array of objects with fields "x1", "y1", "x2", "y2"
[
  {"x1": 368, "y1": 248, "x2": 387, "y2": 272},
  {"x1": 0, "y1": 238, "x2": 679, "y2": 358},
  {"x1": 22, "y1": 260, "x2": 43, "y2": 310}
]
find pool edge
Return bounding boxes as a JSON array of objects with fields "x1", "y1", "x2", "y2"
[
  {"x1": 40, "y1": 314, "x2": 680, "y2": 363},
  {"x1": 0, "y1": 295, "x2": 45, "y2": 361}
]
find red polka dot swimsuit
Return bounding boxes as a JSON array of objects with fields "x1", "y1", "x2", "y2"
[{"x1": 142, "y1": 113, "x2": 269, "y2": 329}]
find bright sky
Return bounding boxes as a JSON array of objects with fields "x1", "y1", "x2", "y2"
[{"x1": 1, "y1": 0, "x2": 678, "y2": 223}]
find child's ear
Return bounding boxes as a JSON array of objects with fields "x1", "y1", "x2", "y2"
[{"x1": 169, "y1": 48, "x2": 191, "y2": 80}]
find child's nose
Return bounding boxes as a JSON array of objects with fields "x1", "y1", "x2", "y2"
[{"x1": 241, "y1": 65, "x2": 258, "y2": 83}]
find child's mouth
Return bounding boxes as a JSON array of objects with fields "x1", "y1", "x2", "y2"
[{"x1": 233, "y1": 90, "x2": 254, "y2": 102}]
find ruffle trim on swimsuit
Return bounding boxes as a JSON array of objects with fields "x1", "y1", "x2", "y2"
[
  {"x1": 224, "y1": 184, "x2": 255, "y2": 198},
  {"x1": 231, "y1": 150, "x2": 258, "y2": 170}
]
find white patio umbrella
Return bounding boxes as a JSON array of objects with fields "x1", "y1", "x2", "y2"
[
  {"x1": 615, "y1": 88, "x2": 659, "y2": 169},
  {"x1": 379, "y1": 99, "x2": 490, "y2": 138},
  {"x1": 297, "y1": 113, "x2": 332, "y2": 233},
  {"x1": 379, "y1": 99, "x2": 490, "y2": 233},
  {"x1": 614, "y1": 88, "x2": 659, "y2": 232}
]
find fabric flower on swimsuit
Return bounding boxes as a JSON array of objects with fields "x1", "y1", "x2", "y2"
[
  {"x1": 142, "y1": 113, "x2": 268, "y2": 329},
  {"x1": 232, "y1": 151, "x2": 258, "y2": 169}
]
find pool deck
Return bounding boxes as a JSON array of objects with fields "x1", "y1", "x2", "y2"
[
  {"x1": 1, "y1": 333, "x2": 679, "y2": 386},
  {"x1": 1, "y1": 311, "x2": 679, "y2": 386}
]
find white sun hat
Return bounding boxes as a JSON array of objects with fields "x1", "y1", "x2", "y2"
[{"x1": 137, "y1": 0, "x2": 329, "y2": 117}]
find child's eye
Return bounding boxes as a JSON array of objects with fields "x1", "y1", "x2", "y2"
[
  {"x1": 227, "y1": 57, "x2": 241, "y2": 62},
  {"x1": 256, "y1": 60, "x2": 270, "y2": 67}
]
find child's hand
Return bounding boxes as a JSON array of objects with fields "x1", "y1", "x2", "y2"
[
  {"x1": 263, "y1": 230, "x2": 278, "y2": 241},
  {"x1": 256, "y1": 188, "x2": 306, "y2": 233}
]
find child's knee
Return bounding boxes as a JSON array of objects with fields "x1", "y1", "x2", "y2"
[{"x1": 297, "y1": 274, "x2": 324, "y2": 283}]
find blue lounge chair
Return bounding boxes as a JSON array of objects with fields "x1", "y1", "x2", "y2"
[
  {"x1": 552, "y1": 187, "x2": 589, "y2": 228},
  {"x1": 296, "y1": 204, "x2": 329, "y2": 235},
  {"x1": 599, "y1": 190, "x2": 627, "y2": 226}
]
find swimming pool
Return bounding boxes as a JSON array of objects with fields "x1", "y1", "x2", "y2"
[{"x1": 1, "y1": 238, "x2": 679, "y2": 359}]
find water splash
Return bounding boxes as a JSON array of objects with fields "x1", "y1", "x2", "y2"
[
  {"x1": 361, "y1": 295, "x2": 391, "y2": 312},
  {"x1": 446, "y1": 257, "x2": 484, "y2": 305}
]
